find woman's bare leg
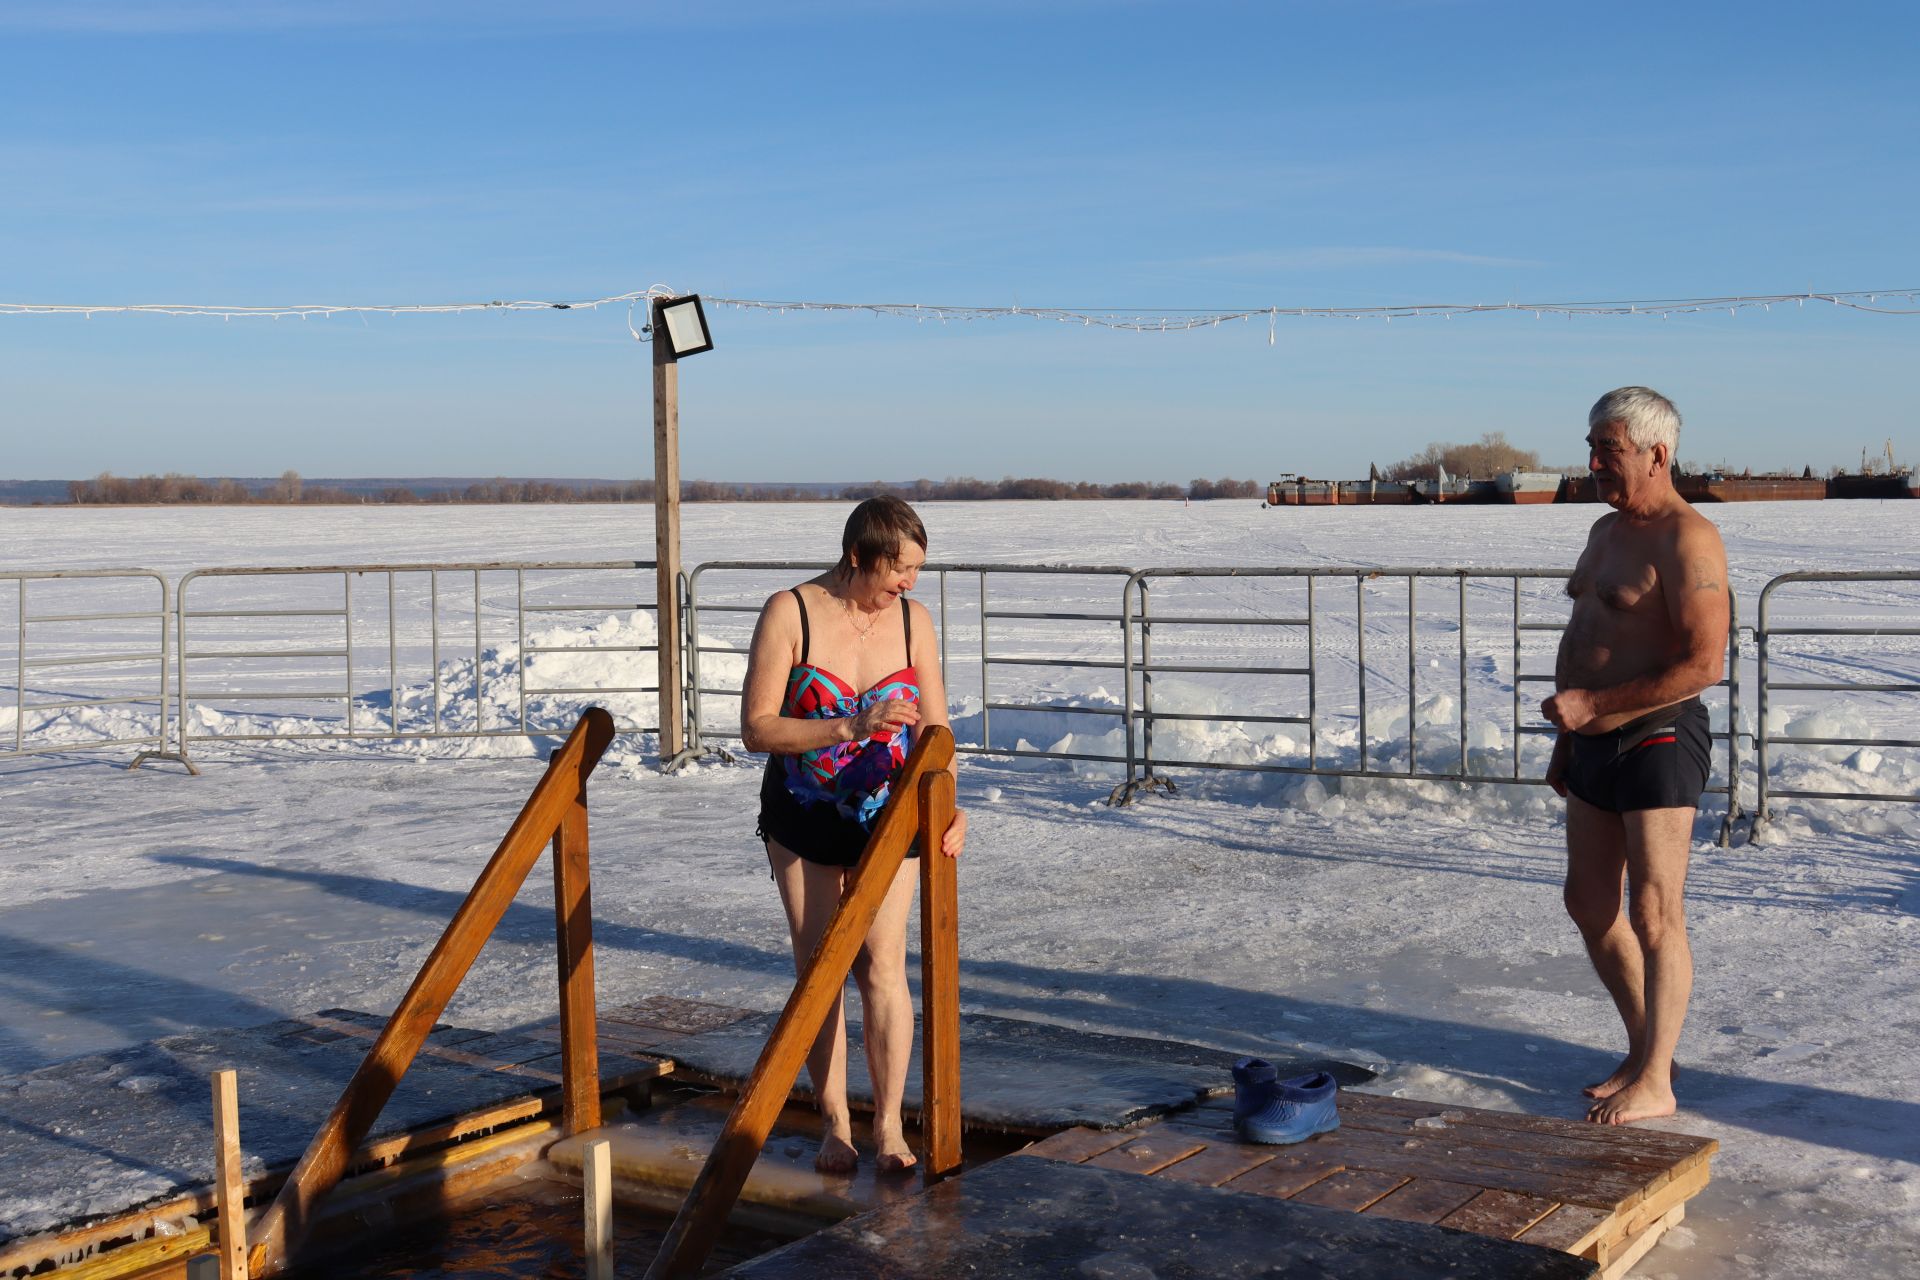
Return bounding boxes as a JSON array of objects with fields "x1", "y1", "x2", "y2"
[
  {"x1": 851, "y1": 860, "x2": 922, "y2": 1172},
  {"x1": 767, "y1": 841, "x2": 857, "y2": 1172}
]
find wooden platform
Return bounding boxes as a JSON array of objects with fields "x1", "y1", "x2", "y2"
[
  {"x1": 723, "y1": 1155, "x2": 1601, "y2": 1279},
  {"x1": 540, "y1": 995, "x2": 1373, "y2": 1133},
  {"x1": 1021, "y1": 1089, "x2": 1715, "y2": 1278}
]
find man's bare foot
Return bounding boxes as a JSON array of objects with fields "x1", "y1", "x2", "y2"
[
  {"x1": 1585, "y1": 1077, "x2": 1676, "y2": 1125},
  {"x1": 1582, "y1": 1054, "x2": 1642, "y2": 1100},
  {"x1": 814, "y1": 1132, "x2": 858, "y2": 1174}
]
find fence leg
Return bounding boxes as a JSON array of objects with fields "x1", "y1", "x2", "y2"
[{"x1": 918, "y1": 769, "x2": 962, "y2": 1179}]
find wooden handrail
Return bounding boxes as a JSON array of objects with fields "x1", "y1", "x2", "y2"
[
  {"x1": 247, "y1": 709, "x2": 616, "y2": 1275},
  {"x1": 916, "y1": 767, "x2": 961, "y2": 1178},
  {"x1": 646, "y1": 725, "x2": 958, "y2": 1279}
]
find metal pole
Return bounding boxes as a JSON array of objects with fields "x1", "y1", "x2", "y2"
[
  {"x1": 16, "y1": 578, "x2": 26, "y2": 754},
  {"x1": 1756, "y1": 588, "x2": 1772, "y2": 823},
  {"x1": 1457, "y1": 575, "x2": 1469, "y2": 775},
  {"x1": 516, "y1": 570, "x2": 528, "y2": 734},
  {"x1": 389, "y1": 572, "x2": 399, "y2": 735},
  {"x1": 1406, "y1": 574, "x2": 1417, "y2": 776},
  {"x1": 1511, "y1": 578, "x2": 1523, "y2": 779},
  {"x1": 653, "y1": 304, "x2": 687, "y2": 759},
  {"x1": 978, "y1": 571, "x2": 990, "y2": 751},
  {"x1": 680, "y1": 568, "x2": 700, "y2": 750},
  {"x1": 1140, "y1": 577, "x2": 1155, "y2": 783},
  {"x1": 1723, "y1": 592, "x2": 1742, "y2": 843},
  {"x1": 1356, "y1": 574, "x2": 1368, "y2": 773},
  {"x1": 473, "y1": 569, "x2": 483, "y2": 732},
  {"x1": 431, "y1": 570, "x2": 441, "y2": 735},
  {"x1": 344, "y1": 574, "x2": 355, "y2": 735},
  {"x1": 1306, "y1": 575, "x2": 1317, "y2": 771}
]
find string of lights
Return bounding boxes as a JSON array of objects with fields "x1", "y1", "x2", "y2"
[{"x1": 3, "y1": 288, "x2": 1915, "y2": 341}]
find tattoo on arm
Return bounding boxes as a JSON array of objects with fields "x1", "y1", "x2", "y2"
[{"x1": 1690, "y1": 556, "x2": 1723, "y2": 592}]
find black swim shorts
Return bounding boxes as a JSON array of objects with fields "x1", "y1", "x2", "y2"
[
  {"x1": 757, "y1": 757, "x2": 920, "y2": 869},
  {"x1": 1564, "y1": 698, "x2": 1712, "y2": 813}
]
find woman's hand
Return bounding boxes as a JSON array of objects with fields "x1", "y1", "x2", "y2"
[
  {"x1": 850, "y1": 696, "x2": 920, "y2": 741},
  {"x1": 941, "y1": 807, "x2": 967, "y2": 858}
]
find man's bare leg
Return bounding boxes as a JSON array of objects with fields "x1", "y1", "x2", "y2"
[
  {"x1": 1589, "y1": 807, "x2": 1694, "y2": 1124},
  {"x1": 850, "y1": 861, "x2": 921, "y2": 1173},
  {"x1": 769, "y1": 841, "x2": 859, "y2": 1172},
  {"x1": 1563, "y1": 795, "x2": 1649, "y2": 1099}
]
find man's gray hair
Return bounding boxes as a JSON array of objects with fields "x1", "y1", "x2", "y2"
[{"x1": 1589, "y1": 386, "x2": 1681, "y2": 454}]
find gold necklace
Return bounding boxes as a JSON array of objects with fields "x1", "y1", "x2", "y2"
[{"x1": 840, "y1": 592, "x2": 880, "y2": 641}]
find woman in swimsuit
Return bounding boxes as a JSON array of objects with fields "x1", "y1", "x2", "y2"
[{"x1": 739, "y1": 496, "x2": 968, "y2": 1174}]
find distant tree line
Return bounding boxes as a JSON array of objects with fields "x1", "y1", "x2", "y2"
[
  {"x1": 62, "y1": 470, "x2": 1264, "y2": 505},
  {"x1": 1379, "y1": 433, "x2": 1547, "y2": 481}
]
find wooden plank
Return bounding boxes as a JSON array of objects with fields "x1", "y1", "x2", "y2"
[
  {"x1": 1345, "y1": 1092, "x2": 1715, "y2": 1162},
  {"x1": 1084, "y1": 1132, "x2": 1209, "y2": 1176},
  {"x1": 1152, "y1": 1140, "x2": 1277, "y2": 1188},
  {"x1": 1017, "y1": 1127, "x2": 1137, "y2": 1164},
  {"x1": 601, "y1": 996, "x2": 758, "y2": 1037},
  {"x1": 1362, "y1": 1176, "x2": 1486, "y2": 1224},
  {"x1": 1518, "y1": 1203, "x2": 1615, "y2": 1255},
  {"x1": 584, "y1": 1138, "x2": 613, "y2": 1280},
  {"x1": 1161, "y1": 1110, "x2": 1651, "y2": 1209},
  {"x1": 1337, "y1": 1099, "x2": 1705, "y2": 1179},
  {"x1": 643, "y1": 727, "x2": 954, "y2": 1280},
  {"x1": 1220, "y1": 1154, "x2": 1344, "y2": 1199},
  {"x1": 553, "y1": 785, "x2": 602, "y2": 1135},
  {"x1": 1600, "y1": 1159, "x2": 1709, "y2": 1250},
  {"x1": 917, "y1": 769, "x2": 962, "y2": 1179},
  {"x1": 246, "y1": 709, "x2": 617, "y2": 1276},
  {"x1": 1439, "y1": 1189, "x2": 1561, "y2": 1239},
  {"x1": 292, "y1": 1012, "x2": 560, "y2": 1080},
  {"x1": 1288, "y1": 1168, "x2": 1410, "y2": 1211},
  {"x1": 210, "y1": 1070, "x2": 248, "y2": 1280},
  {"x1": 1601, "y1": 1203, "x2": 1684, "y2": 1280}
]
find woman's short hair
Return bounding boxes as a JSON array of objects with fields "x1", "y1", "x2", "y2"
[
  {"x1": 1589, "y1": 386, "x2": 1681, "y2": 455},
  {"x1": 838, "y1": 496, "x2": 928, "y2": 576}
]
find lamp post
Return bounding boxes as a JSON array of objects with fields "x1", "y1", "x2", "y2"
[{"x1": 650, "y1": 294, "x2": 713, "y2": 762}]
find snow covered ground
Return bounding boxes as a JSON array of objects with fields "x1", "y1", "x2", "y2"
[{"x1": 3, "y1": 500, "x2": 1918, "y2": 1276}]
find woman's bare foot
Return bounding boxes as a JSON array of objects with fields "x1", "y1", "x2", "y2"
[
  {"x1": 814, "y1": 1131, "x2": 858, "y2": 1174},
  {"x1": 1585, "y1": 1076, "x2": 1676, "y2": 1125},
  {"x1": 874, "y1": 1121, "x2": 918, "y2": 1174},
  {"x1": 1582, "y1": 1054, "x2": 1642, "y2": 1100}
]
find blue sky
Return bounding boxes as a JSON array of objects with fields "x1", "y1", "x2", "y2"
[{"x1": 2, "y1": 1, "x2": 1915, "y2": 482}]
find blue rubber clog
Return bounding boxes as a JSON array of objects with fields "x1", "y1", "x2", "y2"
[
  {"x1": 1233, "y1": 1063, "x2": 1340, "y2": 1145},
  {"x1": 1231, "y1": 1056, "x2": 1280, "y2": 1126}
]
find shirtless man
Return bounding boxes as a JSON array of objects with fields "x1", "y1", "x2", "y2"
[{"x1": 1543, "y1": 387, "x2": 1729, "y2": 1125}]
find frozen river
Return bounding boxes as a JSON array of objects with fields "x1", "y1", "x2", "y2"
[{"x1": 2, "y1": 499, "x2": 1917, "y2": 1276}]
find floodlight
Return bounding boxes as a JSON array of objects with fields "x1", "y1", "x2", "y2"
[{"x1": 654, "y1": 294, "x2": 714, "y2": 359}]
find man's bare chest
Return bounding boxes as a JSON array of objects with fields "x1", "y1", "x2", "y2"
[{"x1": 1568, "y1": 542, "x2": 1664, "y2": 618}]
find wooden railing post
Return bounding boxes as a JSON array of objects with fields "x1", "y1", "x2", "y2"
[
  {"x1": 246, "y1": 710, "x2": 616, "y2": 1275},
  {"x1": 554, "y1": 764, "x2": 601, "y2": 1135},
  {"x1": 917, "y1": 768, "x2": 961, "y2": 1179},
  {"x1": 645, "y1": 727, "x2": 955, "y2": 1280}
]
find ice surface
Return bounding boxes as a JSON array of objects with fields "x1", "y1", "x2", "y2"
[{"x1": 2, "y1": 500, "x2": 1919, "y2": 1278}]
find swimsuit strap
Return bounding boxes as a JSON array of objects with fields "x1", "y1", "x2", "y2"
[
  {"x1": 902, "y1": 596, "x2": 912, "y2": 655},
  {"x1": 790, "y1": 587, "x2": 809, "y2": 666}
]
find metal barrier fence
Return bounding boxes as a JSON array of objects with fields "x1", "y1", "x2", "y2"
[
  {"x1": 1754, "y1": 570, "x2": 1920, "y2": 826},
  {"x1": 18, "y1": 556, "x2": 1916, "y2": 846},
  {"x1": 1, "y1": 569, "x2": 180, "y2": 766},
  {"x1": 681, "y1": 561, "x2": 1137, "y2": 768},
  {"x1": 175, "y1": 562, "x2": 661, "y2": 762},
  {"x1": 1115, "y1": 567, "x2": 1743, "y2": 841}
]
